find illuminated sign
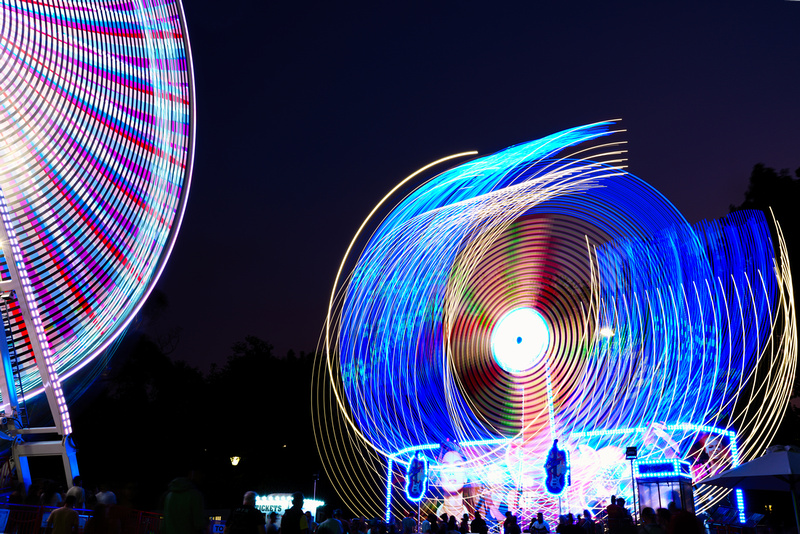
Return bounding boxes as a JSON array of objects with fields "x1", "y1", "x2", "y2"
[
  {"x1": 544, "y1": 440, "x2": 570, "y2": 496},
  {"x1": 634, "y1": 459, "x2": 691, "y2": 479},
  {"x1": 255, "y1": 494, "x2": 325, "y2": 514},
  {"x1": 405, "y1": 451, "x2": 429, "y2": 502}
]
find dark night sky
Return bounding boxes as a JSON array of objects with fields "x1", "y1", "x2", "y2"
[{"x1": 153, "y1": 0, "x2": 800, "y2": 370}]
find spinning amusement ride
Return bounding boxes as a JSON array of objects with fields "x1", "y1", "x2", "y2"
[
  {"x1": 0, "y1": 0, "x2": 194, "y2": 483},
  {"x1": 314, "y1": 122, "x2": 797, "y2": 525}
]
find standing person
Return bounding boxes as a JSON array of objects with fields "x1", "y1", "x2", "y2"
[
  {"x1": 65, "y1": 477, "x2": 85, "y2": 509},
  {"x1": 41, "y1": 481, "x2": 62, "y2": 507},
  {"x1": 555, "y1": 515, "x2": 581, "y2": 534},
  {"x1": 318, "y1": 517, "x2": 345, "y2": 534},
  {"x1": 334, "y1": 509, "x2": 350, "y2": 534},
  {"x1": 655, "y1": 509, "x2": 670, "y2": 532},
  {"x1": 638, "y1": 508, "x2": 665, "y2": 534},
  {"x1": 402, "y1": 511, "x2": 417, "y2": 534},
  {"x1": 162, "y1": 474, "x2": 206, "y2": 534},
  {"x1": 306, "y1": 511, "x2": 319, "y2": 534},
  {"x1": 447, "y1": 516, "x2": 459, "y2": 534},
  {"x1": 616, "y1": 499, "x2": 633, "y2": 532},
  {"x1": 422, "y1": 513, "x2": 437, "y2": 534},
  {"x1": 506, "y1": 515, "x2": 521, "y2": 534},
  {"x1": 266, "y1": 512, "x2": 279, "y2": 534},
  {"x1": 45, "y1": 495, "x2": 79, "y2": 534},
  {"x1": 459, "y1": 514, "x2": 469, "y2": 534},
  {"x1": 529, "y1": 513, "x2": 550, "y2": 533},
  {"x1": 282, "y1": 492, "x2": 310, "y2": 534},
  {"x1": 606, "y1": 497, "x2": 624, "y2": 533},
  {"x1": 224, "y1": 491, "x2": 266, "y2": 534},
  {"x1": 95, "y1": 483, "x2": 117, "y2": 505},
  {"x1": 470, "y1": 512, "x2": 487, "y2": 534},
  {"x1": 579, "y1": 510, "x2": 594, "y2": 533}
]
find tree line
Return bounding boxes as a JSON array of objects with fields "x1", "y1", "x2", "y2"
[{"x1": 69, "y1": 332, "x2": 320, "y2": 511}]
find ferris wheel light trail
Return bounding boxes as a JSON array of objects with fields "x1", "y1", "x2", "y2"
[
  {"x1": 313, "y1": 122, "x2": 796, "y2": 524},
  {"x1": 0, "y1": 1, "x2": 194, "y2": 486},
  {"x1": 0, "y1": 0, "x2": 194, "y2": 406}
]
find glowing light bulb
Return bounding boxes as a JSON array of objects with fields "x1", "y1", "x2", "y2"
[{"x1": 491, "y1": 307, "x2": 550, "y2": 373}]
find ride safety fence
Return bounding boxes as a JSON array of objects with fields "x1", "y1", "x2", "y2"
[{"x1": 0, "y1": 502, "x2": 166, "y2": 533}]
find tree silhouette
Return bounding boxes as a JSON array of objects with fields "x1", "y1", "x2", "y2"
[
  {"x1": 71, "y1": 329, "x2": 321, "y2": 511},
  {"x1": 731, "y1": 163, "x2": 800, "y2": 266},
  {"x1": 731, "y1": 163, "x2": 800, "y2": 446}
]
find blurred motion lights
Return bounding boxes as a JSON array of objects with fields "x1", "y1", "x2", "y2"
[
  {"x1": 0, "y1": 0, "x2": 194, "y2": 414},
  {"x1": 313, "y1": 122, "x2": 796, "y2": 525},
  {"x1": 0, "y1": 0, "x2": 194, "y2": 483},
  {"x1": 491, "y1": 308, "x2": 550, "y2": 373}
]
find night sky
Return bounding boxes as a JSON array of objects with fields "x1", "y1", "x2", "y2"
[{"x1": 155, "y1": 0, "x2": 800, "y2": 370}]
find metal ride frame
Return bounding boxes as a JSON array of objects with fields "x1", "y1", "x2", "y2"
[{"x1": 0, "y1": 202, "x2": 77, "y2": 487}]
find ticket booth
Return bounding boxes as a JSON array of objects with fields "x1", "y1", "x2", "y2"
[{"x1": 634, "y1": 459, "x2": 695, "y2": 513}]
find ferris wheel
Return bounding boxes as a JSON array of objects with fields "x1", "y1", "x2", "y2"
[{"x1": 0, "y1": 0, "x2": 194, "y2": 484}]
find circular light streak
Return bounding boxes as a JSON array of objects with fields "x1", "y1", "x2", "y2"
[
  {"x1": 0, "y1": 0, "x2": 195, "y2": 403},
  {"x1": 491, "y1": 308, "x2": 549, "y2": 373},
  {"x1": 313, "y1": 122, "x2": 796, "y2": 524}
]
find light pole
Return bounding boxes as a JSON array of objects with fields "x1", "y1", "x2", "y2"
[{"x1": 625, "y1": 446, "x2": 638, "y2": 526}]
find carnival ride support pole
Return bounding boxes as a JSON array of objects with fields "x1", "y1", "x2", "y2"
[{"x1": 629, "y1": 460, "x2": 638, "y2": 525}]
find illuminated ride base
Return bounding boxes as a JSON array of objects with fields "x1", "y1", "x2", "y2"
[
  {"x1": 314, "y1": 122, "x2": 797, "y2": 527},
  {"x1": 0, "y1": 0, "x2": 194, "y2": 484}
]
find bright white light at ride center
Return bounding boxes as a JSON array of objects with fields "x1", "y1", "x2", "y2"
[{"x1": 491, "y1": 307, "x2": 550, "y2": 373}]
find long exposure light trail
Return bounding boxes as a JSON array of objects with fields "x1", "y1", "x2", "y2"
[
  {"x1": 0, "y1": 0, "x2": 194, "y2": 406},
  {"x1": 313, "y1": 122, "x2": 796, "y2": 524}
]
